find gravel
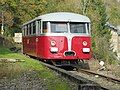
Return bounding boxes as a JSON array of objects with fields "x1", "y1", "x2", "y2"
[{"x1": 0, "y1": 71, "x2": 47, "y2": 90}]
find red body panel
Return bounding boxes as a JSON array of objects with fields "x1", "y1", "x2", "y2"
[
  {"x1": 72, "y1": 36, "x2": 91, "y2": 59},
  {"x1": 36, "y1": 36, "x2": 68, "y2": 59},
  {"x1": 23, "y1": 36, "x2": 37, "y2": 57},
  {"x1": 23, "y1": 35, "x2": 91, "y2": 61}
]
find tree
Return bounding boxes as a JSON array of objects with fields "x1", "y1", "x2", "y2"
[
  {"x1": 0, "y1": 0, "x2": 48, "y2": 36},
  {"x1": 86, "y1": 0, "x2": 115, "y2": 64}
]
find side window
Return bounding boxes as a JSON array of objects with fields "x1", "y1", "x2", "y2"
[
  {"x1": 24, "y1": 27, "x2": 26, "y2": 36},
  {"x1": 29, "y1": 23, "x2": 32, "y2": 35},
  {"x1": 37, "y1": 20, "x2": 41, "y2": 34},
  {"x1": 27, "y1": 25, "x2": 29, "y2": 36},
  {"x1": 87, "y1": 23, "x2": 90, "y2": 34},
  {"x1": 24, "y1": 26, "x2": 27, "y2": 36},
  {"x1": 22, "y1": 27, "x2": 24, "y2": 36},
  {"x1": 28, "y1": 24, "x2": 30, "y2": 35},
  {"x1": 33, "y1": 21, "x2": 36, "y2": 35},
  {"x1": 31, "y1": 23, "x2": 33, "y2": 35},
  {"x1": 42, "y1": 22, "x2": 47, "y2": 33}
]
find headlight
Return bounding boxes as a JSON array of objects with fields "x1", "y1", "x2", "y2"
[
  {"x1": 51, "y1": 40, "x2": 56, "y2": 47},
  {"x1": 83, "y1": 41, "x2": 87, "y2": 46}
]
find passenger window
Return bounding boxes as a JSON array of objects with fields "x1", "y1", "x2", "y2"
[
  {"x1": 24, "y1": 27, "x2": 26, "y2": 36},
  {"x1": 87, "y1": 23, "x2": 90, "y2": 34},
  {"x1": 24, "y1": 26, "x2": 27, "y2": 36},
  {"x1": 22, "y1": 27, "x2": 24, "y2": 36},
  {"x1": 33, "y1": 21, "x2": 36, "y2": 35},
  {"x1": 37, "y1": 20, "x2": 41, "y2": 34},
  {"x1": 27, "y1": 25, "x2": 29, "y2": 35},
  {"x1": 29, "y1": 23, "x2": 32, "y2": 35},
  {"x1": 42, "y1": 22, "x2": 47, "y2": 33},
  {"x1": 31, "y1": 23, "x2": 33, "y2": 35}
]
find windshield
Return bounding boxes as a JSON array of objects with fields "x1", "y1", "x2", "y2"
[
  {"x1": 70, "y1": 23, "x2": 86, "y2": 33},
  {"x1": 51, "y1": 22, "x2": 68, "y2": 33},
  {"x1": 50, "y1": 22, "x2": 89, "y2": 34}
]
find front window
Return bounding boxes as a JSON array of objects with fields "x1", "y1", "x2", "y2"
[
  {"x1": 51, "y1": 22, "x2": 68, "y2": 33},
  {"x1": 70, "y1": 23, "x2": 87, "y2": 34},
  {"x1": 50, "y1": 22, "x2": 89, "y2": 34}
]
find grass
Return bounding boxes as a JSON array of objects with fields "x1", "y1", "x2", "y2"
[{"x1": 0, "y1": 46, "x2": 70, "y2": 90}]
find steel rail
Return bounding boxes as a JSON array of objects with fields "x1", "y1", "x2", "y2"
[{"x1": 78, "y1": 69, "x2": 120, "y2": 84}]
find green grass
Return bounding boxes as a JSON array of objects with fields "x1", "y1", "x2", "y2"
[{"x1": 0, "y1": 46, "x2": 70, "y2": 90}]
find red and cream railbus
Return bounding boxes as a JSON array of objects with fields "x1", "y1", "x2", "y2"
[{"x1": 22, "y1": 12, "x2": 92, "y2": 66}]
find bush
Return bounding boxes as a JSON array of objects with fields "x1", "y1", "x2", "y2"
[
  {"x1": 93, "y1": 36, "x2": 117, "y2": 64},
  {"x1": 0, "y1": 34, "x2": 15, "y2": 48}
]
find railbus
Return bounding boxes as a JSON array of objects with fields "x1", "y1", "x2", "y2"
[{"x1": 22, "y1": 12, "x2": 92, "y2": 67}]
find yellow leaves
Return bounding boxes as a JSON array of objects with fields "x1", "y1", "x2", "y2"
[
  {"x1": 0, "y1": 10, "x2": 13, "y2": 27},
  {"x1": 0, "y1": 0, "x2": 7, "y2": 4},
  {"x1": 4, "y1": 11, "x2": 14, "y2": 26}
]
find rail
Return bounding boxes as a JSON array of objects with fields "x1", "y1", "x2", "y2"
[
  {"x1": 78, "y1": 69, "x2": 120, "y2": 84},
  {"x1": 39, "y1": 61, "x2": 108, "y2": 90}
]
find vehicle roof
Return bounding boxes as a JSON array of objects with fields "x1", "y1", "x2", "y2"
[{"x1": 22, "y1": 12, "x2": 90, "y2": 26}]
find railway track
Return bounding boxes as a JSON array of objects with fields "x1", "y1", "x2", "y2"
[
  {"x1": 78, "y1": 69, "x2": 120, "y2": 84},
  {"x1": 69, "y1": 69, "x2": 120, "y2": 90},
  {"x1": 39, "y1": 61, "x2": 110, "y2": 90}
]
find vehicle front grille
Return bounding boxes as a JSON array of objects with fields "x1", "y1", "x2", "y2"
[{"x1": 64, "y1": 51, "x2": 75, "y2": 56}]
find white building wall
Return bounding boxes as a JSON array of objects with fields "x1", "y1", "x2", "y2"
[
  {"x1": 111, "y1": 26, "x2": 120, "y2": 58},
  {"x1": 13, "y1": 33, "x2": 22, "y2": 43}
]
